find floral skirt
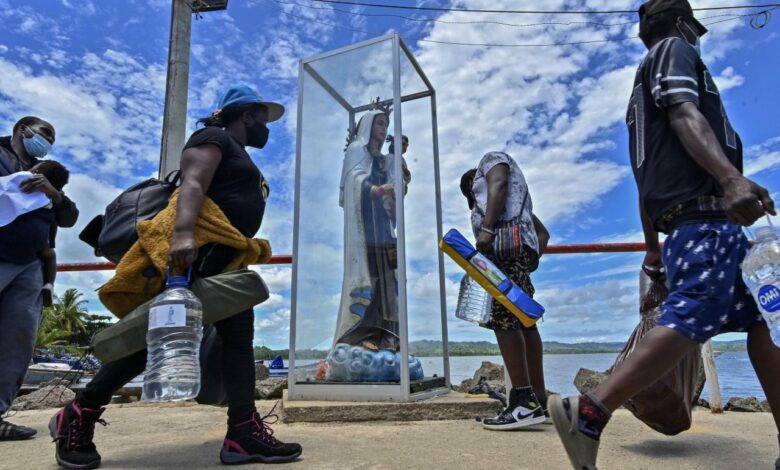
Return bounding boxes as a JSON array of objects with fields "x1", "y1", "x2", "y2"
[{"x1": 480, "y1": 247, "x2": 539, "y2": 332}]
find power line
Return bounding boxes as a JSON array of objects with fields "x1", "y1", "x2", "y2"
[
  {"x1": 308, "y1": 0, "x2": 780, "y2": 15},
  {"x1": 271, "y1": 0, "x2": 636, "y2": 28},
  {"x1": 275, "y1": 0, "x2": 768, "y2": 29},
  {"x1": 274, "y1": 4, "x2": 775, "y2": 47}
]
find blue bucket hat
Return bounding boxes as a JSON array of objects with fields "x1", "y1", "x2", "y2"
[{"x1": 216, "y1": 84, "x2": 285, "y2": 122}]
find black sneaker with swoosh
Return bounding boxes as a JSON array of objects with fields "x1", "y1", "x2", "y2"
[{"x1": 482, "y1": 396, "x2": 546, "y2": 430}]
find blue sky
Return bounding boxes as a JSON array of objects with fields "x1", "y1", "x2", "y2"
[{"x1": 1, "y1": 0, "x2": 779, "y2": 350}]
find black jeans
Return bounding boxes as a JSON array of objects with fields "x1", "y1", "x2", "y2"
[{"x1": 78, "y1": 244, "x2": 256, "y2": 424}]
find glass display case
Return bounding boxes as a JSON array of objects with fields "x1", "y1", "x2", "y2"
[{"x1": 289, "y1": 34, "x2": 449, "y2": 401}]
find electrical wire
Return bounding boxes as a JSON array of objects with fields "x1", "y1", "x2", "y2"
[
  {"x1": 275, "y1": 0, "x2": 771, "y2": 29},
  {"x1": 274, "y1": 4, "x2": 777, "y2": 47},
  {"x1": 307, "y1": 0, "x2": 780, "y2": 15},
  {"x1": 271, "y1": 0, "x2": 637, "y2": 28}
]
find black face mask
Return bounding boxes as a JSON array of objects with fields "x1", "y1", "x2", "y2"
[{"x1": 246, "y1": 120, "x2": 269, "y2": 149}]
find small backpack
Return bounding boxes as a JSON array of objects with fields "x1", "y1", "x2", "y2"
[{"x1": 79, "y1": 171, "x2": 180, "y2": 263}]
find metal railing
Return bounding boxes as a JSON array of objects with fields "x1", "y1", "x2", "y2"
[
  {"x1": 56, "y1": 243, "x2": 646, "y2": 272},
  {"x1": 57, "y1": 255, "x2": 294, "y2": 272}
]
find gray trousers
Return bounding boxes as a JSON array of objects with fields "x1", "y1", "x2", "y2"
[{"x1": 0, "y1": 260, "x2": 43, "y2": 414}]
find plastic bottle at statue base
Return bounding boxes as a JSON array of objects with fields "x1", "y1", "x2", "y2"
[
  {"x1": 142, "y1": 272, "x2": 203, "y2": 402},
  {"x1": 742, "y1": 225, "x2": 780, "y2": 346},
  {"x1": 326, "y1": 343, "x2": 424, "y2": 382}
]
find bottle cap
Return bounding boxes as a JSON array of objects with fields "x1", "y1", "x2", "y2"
[
  {"x1": 755, "y1": 226, "x2": 778, "y2": 241},
  {"x1": 166, "y1": 276, "x2": 189, "y2": 288}
]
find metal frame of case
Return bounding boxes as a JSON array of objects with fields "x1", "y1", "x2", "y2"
[{"x1": 289, "y1": 33, "x2": 449, "y2": 402}]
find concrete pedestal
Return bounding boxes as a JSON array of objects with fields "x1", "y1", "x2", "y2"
[{"x1": 281, "y1": 390, "x2": 501, "y2": 423}]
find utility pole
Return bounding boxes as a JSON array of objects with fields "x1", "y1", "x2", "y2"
[{"x1": 159, "y1": 0, "x2": 228, "y2": 178}]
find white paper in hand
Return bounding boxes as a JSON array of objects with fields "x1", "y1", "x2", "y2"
[{"x1": 0, "y1": 172, "x2": 51, "y2": 227}]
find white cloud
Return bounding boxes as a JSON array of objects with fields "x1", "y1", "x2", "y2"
[
  {"x1": 713, "y1": 66, "x2": 744, "y2": 92},
  {"x1": 0, "y1": 49, "x2": 166, "y2": 180},
  {"x1": 262, "y1": 292, "x2": 287, "y2": 310},
  {"x1": 745, "y1": 135, "x2": 780, "y2": 177},
  {"x1": 61, "y1": 0, "x2": 96, "y2": 15},
  {"x1": 19, "y1": 17, "x2": 37, "y2": 32},
  {"x1": 253, "y1": 266, "x2": 293, "y2": 292},
  {"x1": 255, "y1": 308, "x2": 291, "y2": 330},
  {"x1": 597, "y1": 229, "x2": 646, "y2": 244},
  {"x1": 581, "y1": 262, "x2": 639, "y2": 279},
  {"x1": 56, "y1": 173, "x2": 123, "y2": 262},
  {"x1": 412, "y1": 0, "x2": 640, "y2": 228},
  {"x1": 0, "y1": 2, "x2": 68, "y2": 41}
]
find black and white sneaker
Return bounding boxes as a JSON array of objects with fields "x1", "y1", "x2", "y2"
[
  {"x1": 482, "y1": 387, "x2": 546, "y2": 430},
  {"x1": 0, "y1": 417, "x2": 37, "y2": 440}
]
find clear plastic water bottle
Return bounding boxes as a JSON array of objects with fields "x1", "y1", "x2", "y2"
[
  {"x1": 742, "y1": 225, "x2": 780, "y2": 346},
  {"x1": 325, "y1": 344, "x2": 424, "y2": 382},
  {"x1": 455, "y1": 274, "x2": 492, "y2": 324},
  {"x1": 142, "y1": 273, "x2": 203, "y2": 402}
]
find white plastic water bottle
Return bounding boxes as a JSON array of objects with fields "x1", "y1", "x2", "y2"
[
  {"x1": 455, "y1": 274, "x2": 492, "y2": 324},
  {"x1": 742, "y1": 225, "x2": 780, "y2": 346},
  {"x1": 142, "y1": 273, "x2": 203, "y2": 402}
]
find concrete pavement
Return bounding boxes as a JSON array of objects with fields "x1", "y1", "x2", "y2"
[{"x1": 1, "y1": 401, "x2": 777, "y2": 469}]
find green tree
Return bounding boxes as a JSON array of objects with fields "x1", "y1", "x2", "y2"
[
  {"x1": 48, "y1": 288, "x2": 89, "y2": 338},
  {"x1": 35, "y1": 306, "x2": 71, "y2": 349},
  {"x1": 73, "y1": 313, "x2": 113, "y2": 346},
  {"x1": 35, "y1": 289, "x2": 99, "y2": 349}
]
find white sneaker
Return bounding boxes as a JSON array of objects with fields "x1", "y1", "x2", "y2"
[{"x1": 482, "y1": 402, "x2": 546, "y2": 430}]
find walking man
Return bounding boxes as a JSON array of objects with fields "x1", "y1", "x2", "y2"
[
  {"x1": 549, "y1": 1, "x2": 780, "y2": 468},
  {"x1": 0, "y1": 117, "x2": 79, "y2": 440}
]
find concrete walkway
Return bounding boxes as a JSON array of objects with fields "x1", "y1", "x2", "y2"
[{"x1": 2, "y1": 401, "x2": 777, "y2": 469}]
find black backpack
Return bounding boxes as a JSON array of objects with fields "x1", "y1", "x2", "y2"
[{"x1": 79, "y1": 171, "x2": 180, "y2": 263}]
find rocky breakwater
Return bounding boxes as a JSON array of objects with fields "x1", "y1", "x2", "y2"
[{"x1": 452, "y1": 361, "x2": 506, "y2": 394}]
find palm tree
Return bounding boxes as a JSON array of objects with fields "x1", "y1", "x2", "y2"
[
  {"x1": 36, "y1": 306, "x2": 71, "y2": 348},
  {"x1": 35, "y1": 289, "x2": 113, "y2": 350},
  {"x1": 48, "y1": 288, "x2": 89, "y2": 336}
]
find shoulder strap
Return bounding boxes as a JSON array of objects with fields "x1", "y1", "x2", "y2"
[
  {"x1": 519, "y1": 189, "x2": 529, "y2": 215},
  {"x1": 165, "y1": 169, "x2": 181, "y2": 186},
  {"x1": 474, "y1": 184, "x2": 530, "y2": 224},
  {"x1": 0, "y1": 147, "x2": 18, "y2": 176},
  {"x1": 503, "y1": 190, "x2": 529, "y2": 226}
]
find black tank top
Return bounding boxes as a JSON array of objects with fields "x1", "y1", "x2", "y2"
[{"x1": 183, "y1": 127, "x2": 266, "y2": 237}]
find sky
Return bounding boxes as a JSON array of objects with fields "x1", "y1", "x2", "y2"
[{"x1": 1, "y1": 0, "x2": 779, "y2": 352}]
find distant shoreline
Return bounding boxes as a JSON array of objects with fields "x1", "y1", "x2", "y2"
[{"x1": 254, "y1": 339, "x2": 747, "y2": 360}]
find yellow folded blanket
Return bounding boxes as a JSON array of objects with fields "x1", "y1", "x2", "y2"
[{"x1": 99, "y1": 190, "x2": 272, "y2": 318}]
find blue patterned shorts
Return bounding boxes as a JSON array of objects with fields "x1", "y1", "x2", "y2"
[{"x1": 658, "y1": 222, "x2": 764, "y2": 343}]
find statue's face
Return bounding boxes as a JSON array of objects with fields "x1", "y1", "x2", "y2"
[{"x1": 372, "y1": 114, "x2": 388, "y2": 144}]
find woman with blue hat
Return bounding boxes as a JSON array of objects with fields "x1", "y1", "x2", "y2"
[{"x1": 50, "y1": 84, "x2": 302, "y2": 468}]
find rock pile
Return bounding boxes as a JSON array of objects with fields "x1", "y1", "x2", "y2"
[
  {"x1": 12, "y1": 380, "x2": 75, "y2": 411},
  {"x1": 255, "y1": 377, "x2": 287, "y2": 400},
  {"x1": 724, "y1": 397, "x2": 771, "y2": 413},
  {"x1": 452, "y1": 361, "x2": 506, "y2": 394}
]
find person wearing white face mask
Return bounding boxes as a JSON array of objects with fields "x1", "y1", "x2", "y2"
[
  {"x1": 0, "y1": 116, "x2": 79, "y2": 441},
  {"x1": 0, "y1": 116, "x2": 78, "y2": 227}
]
